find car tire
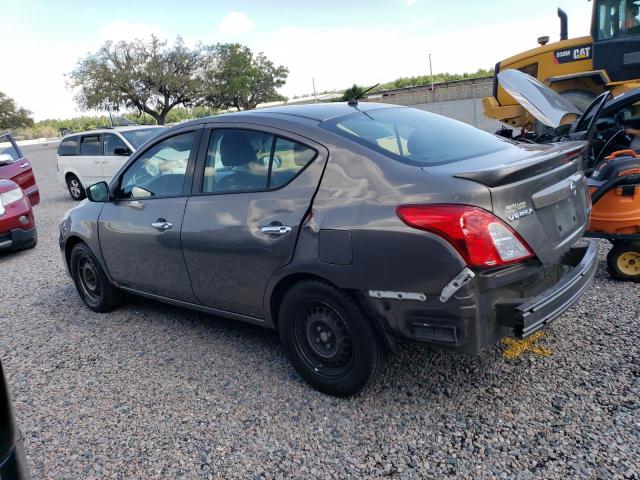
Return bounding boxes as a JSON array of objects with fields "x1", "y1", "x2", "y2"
[
  {"x1": 278, "y1": 280, "x2": 385, "y2": 396},
  {"x1": 67, "y1": 175, "x2": 85, "y2": 201},
  {"x1": 69, "y1": 242, "x2": 124, "y2": 312},
  {"x1": 606, "y1": 241, "x2": 640, "y2": 283}
]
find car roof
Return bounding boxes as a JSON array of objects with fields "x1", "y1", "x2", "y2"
[
  {"x1": 178, "y1": 102, "x2": 403, "y2": 128},
  {"x1": 62, "y1": 125, "x2": 166, "y2": 138},
  {"x1": 604, "y1": 88, "x2": 640, "y2": 112}
]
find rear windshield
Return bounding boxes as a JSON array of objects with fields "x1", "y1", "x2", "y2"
[
  {"x1": 321, "y1": 107, "x2": 510, "y2": 166},
  {"x1": 121, "y1": 128, "x2": 166, "y2": 149}
]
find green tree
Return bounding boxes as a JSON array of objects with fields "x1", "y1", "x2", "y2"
[
  {"x1": 202, "y1": 43, "x2": 288, "y2": 111},
  {"x1": 0, "y1": 91, "x2": 34, "y2": 130},
  {"x1": 342, "y1": 84, "x2": 366, "y2": 102},
  {"x1": 68, "y1": 36, "x2": 204, "y2": 125}
]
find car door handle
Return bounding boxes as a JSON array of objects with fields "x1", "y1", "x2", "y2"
[
  {"x1": 151, "y1": 219, "x2": 173, "y2": 231},
  {"x1": 19, "y1": 163, "x2": 28, "y2": 168},
  {"x1": 260, "y1": 225, "x2": 292, "y2": 236}
]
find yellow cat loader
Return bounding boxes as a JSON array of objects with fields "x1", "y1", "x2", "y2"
[{"x1": 484, "y1": 1, "x2": 640, "y2": 128}]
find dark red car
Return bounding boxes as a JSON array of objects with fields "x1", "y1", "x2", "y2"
[
  {"x1": 0, "y1": 179, "x2": 36, "y2": 251},
  {"x1": 0, "y1": 132, "x2": 39, "y2": 206}
]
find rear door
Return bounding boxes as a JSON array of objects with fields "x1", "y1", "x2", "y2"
[
  {"x1": 0, "y1": 133, "x2": 39, "y2": 205},
  {"x1": 102, "y1": 132, "x2": 131, "y2": 183},
  {"x1": 77, "y1": 134, "x2": 103, "y2": 186},
  {"x1": 180, "y1": 125, "x2": 327, "y2": 318}
]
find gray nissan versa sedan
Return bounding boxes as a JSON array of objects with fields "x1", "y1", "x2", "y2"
[{"x1": 59, "y1": 102, "x2": 598, "y2": 395}]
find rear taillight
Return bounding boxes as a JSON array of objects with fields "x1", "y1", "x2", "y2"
[{"x1": 396, "y1": 204, "x2": 534, "y2": 268}]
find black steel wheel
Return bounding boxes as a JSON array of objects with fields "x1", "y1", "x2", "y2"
[
  {"x1": 67, "y1": 175, "x2": 85, "y2": 201},
  {"x1": 69, "y1": 243, "x2": 124, "y2": 311},
  {"x1": 278, "y1": 280, "x2": 384, "y2": 396}
]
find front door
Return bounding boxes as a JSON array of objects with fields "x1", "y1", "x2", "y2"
[
  {"x1": 98, "y1": 129, "x2": 201, "y2": 302},
  {"x1": 181, "y1": 126, "x2": 327, "y2": 318}
]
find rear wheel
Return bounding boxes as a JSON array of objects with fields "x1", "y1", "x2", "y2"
[
  {"x1": 278, "y1": 280, "x2": 385, "y2": 396},
  {"x1": 606, "y1": 242, "x2": 640, "y2": 282},
  {"x1": 70, "y1": 243, "x2": 124, "y2": 311},
  {"x1": 67, "y1": 174, "x2": 85, "y2": 201}
]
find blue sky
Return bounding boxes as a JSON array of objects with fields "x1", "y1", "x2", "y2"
[{"x1": 1, "y1": 0, "x2": 592, "y2": 120}]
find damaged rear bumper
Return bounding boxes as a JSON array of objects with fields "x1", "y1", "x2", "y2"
[
  {"x1": 495, "y1": 241, "x2": 598, "y2": 338},
  {"x1": 362, "y1": 241, "x2": 599, "y2": 353}
]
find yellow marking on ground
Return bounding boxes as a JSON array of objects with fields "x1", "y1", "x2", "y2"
[{"x1": 501, "y1": 331, "x2": 552, "y2": 360}]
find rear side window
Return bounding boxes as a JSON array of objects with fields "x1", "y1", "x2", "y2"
[
  {"x1": 58, "y1": 136, "x2": 79, "y2": 156},
  {"x1": 322, "y1": 107, "x2": 511, "y2": 166},
  {"x1": 0, "y1": 134, "x2": 20, "y2": 161},
  {"x1": 80, "y1": 135, "x2": 101, "y2": 155},
  {"x1": 201, "y1": 129, "x2": 316, "y2": 194},
  {"x1": 270, "y1": 138, "x2": 317, "y2": 189}
]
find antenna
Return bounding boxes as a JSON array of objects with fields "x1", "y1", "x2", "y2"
[{"x1": 348, "y1": 83, "x2": 381, "y2": 106}]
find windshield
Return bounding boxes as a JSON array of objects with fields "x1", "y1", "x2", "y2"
[
  {"x1": 322, "y1": 107, "x2": 511, "y2": 166},
  {"x1": 121, "y1": 128, "x2": 166, "y2": 149},
  {"x1": 596, "y1": 0, "x2": 640, "y2": 40}
]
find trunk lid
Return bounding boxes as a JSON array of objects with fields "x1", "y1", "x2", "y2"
[{"x1": 433, "y1": 141, "x2": 590, "y2": 264}]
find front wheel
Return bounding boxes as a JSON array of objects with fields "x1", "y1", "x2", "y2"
[
  {"x1": 70, "y1": 243, "x2": 124, "y2": 311},
  {"x1": 278, "y1": 280, "x2": 385, "y2": 396},
  {"x1": 67, "y1": 174, "x2": 85, "y2": 201},
  {"x1": 607, "y1": 242, "x2": 640, "y2": 282}
]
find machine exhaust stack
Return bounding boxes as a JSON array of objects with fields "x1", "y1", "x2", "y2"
[{"x1": 558, "y1": 8, "x2": 568, "y2": 41}]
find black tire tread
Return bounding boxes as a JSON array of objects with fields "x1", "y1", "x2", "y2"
[
  {"x1": 278, "y1": 279, "x2": 385, "y2": 396},
  {"x1": 606, "y1": 242, "x2": 640, "y2": 283},
  {"x1": 70, "y1": 242, "x2": 124, "y2": 311}
]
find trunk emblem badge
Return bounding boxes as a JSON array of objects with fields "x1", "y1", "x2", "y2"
[{"x1": 506, "y1": 202, "x2": 534, "y2": 222}]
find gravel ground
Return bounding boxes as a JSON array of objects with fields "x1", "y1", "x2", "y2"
[{"x1": 0, "y1": 143, "x2": 639, "y2": 479}]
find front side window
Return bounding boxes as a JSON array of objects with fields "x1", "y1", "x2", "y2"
[
  {"x1": 323, "y1": 107, "x2": 511, "y2": 166},
  {"x1": 119, "y1": 131, "x2": 195, "y2": 199},
  {"x1": 597, "y1": 0, "x2": 640, "y2": 39},
  {"x1": 80, "y1": 135, "x2": 101, "y2": 155},
  {"x1": 104, "y1": 133, "x2": 129, "y2": 156},
  {"x1": 0, "y1": 134, "x2": 20, "y2": 162},
  {"x1": 58, "y1": 136, "x2": 79, "y2": 156}
]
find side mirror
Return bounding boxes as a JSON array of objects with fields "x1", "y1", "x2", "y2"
[
  {"x1": 0, "y1": 153, "x2": 14, "y2": 165},
  {"x1": 113, "y1": 147, "x2": 131, "y2": 156},
  {"x1": 87, "y1": 182, "x2": 109, "y2": 202}
]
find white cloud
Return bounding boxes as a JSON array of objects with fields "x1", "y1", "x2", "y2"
[
  {"x1": 405, "y1": 0, "x2": 416, "y2": 6},
  {"x1": 219, "y1": 11, "x2": 255, "y2": 36},
  {"x1": 254, "y1": 8, "x2": 592, "y2": 99},
  {"x1": 100, "y1": 21, "x2": 163, "y2": 43}
]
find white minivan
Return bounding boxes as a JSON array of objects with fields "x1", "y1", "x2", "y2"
[{"x1": 57, "y1": 126, "x2": 166, "y2": 200}]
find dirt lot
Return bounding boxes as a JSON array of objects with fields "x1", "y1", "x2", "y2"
[{"x1": 0, "y1": 143, "x2": 638, "y2": 479}]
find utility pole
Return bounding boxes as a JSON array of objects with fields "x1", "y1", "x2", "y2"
[
  {"x1": 429, "y1": 53, "x2": 434, "y2": 92},
  {"x1": 312, "y1": 77, "x2": 317, "y2": 101}
]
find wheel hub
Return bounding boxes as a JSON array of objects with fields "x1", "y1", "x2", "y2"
[
  {"x1": 77, "y1": 256, "x2": 100, "y2": 300},
  {"x1": 301, "y1": 304, "x2": 352, "y2": 369},
  {"x1": 617, "y1": 251, "x2": 640, "y2": 276}
]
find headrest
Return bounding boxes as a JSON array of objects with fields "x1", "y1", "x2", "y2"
[
  {"x1": 220, "y1": 132, "x2": 256, "y2": 167},
  {"x1": 407, "y1": 127, "x2": 435, "y2": 157}
]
